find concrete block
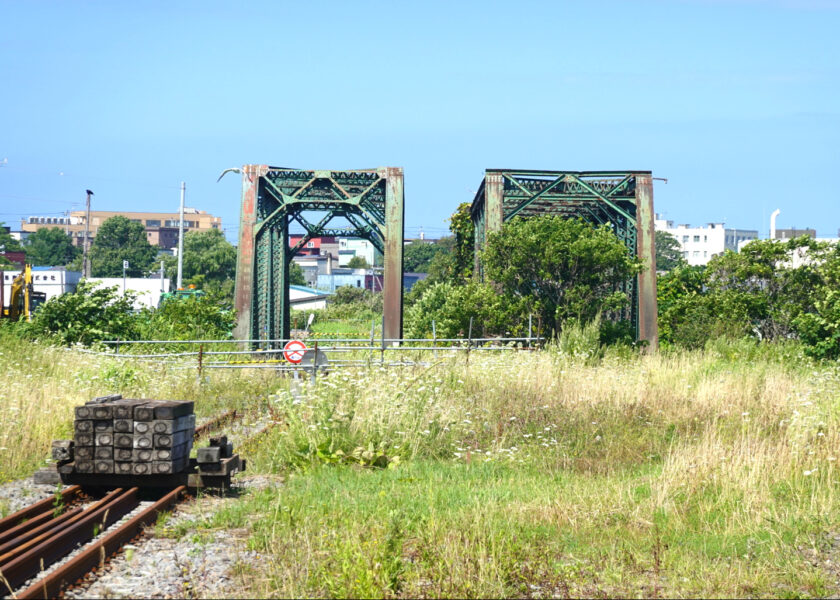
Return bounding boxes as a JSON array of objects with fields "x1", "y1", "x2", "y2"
[
  {"x1": 153, "y1": 429, "x2": 191, "y2": 449},
  {"x1": 94, "y1": 460, "x2": 114, "y2": 474},
  {"x1": 133, "y1": 421, "x2": 152, "y2": 434},
  {"x1": 114, "y1": 419, "x2": 133, "y2": 433},
  {"x1": 114, "y1": 433, "x2": 133, "y2": 448},
  {"x1": 133, "y1": 434, "x2": 153, "y2": 449},
  {"x1": 132, "y1": 448, "x2": 153, "y2": 462},
  {"x1": 95, "y1": 433, "x2": 113, "y2": 446},
  {"x1": 94, "y1": 446, "x2": 113, "y2": 460},
  {"x1": 152, "y1": 414, "x2": 196, "y2": 434}
]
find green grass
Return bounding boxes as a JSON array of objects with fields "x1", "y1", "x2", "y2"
[{"x1": 4, "y1": 326, "x2": 840, "y2": 597}]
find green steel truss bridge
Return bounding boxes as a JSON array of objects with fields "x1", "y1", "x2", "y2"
[
  {"x1": 232, "y1": 165, "x2": 404, "y2": 345},
  {"x1": 470, "y1": 169, "x2": 658, "y2": 345}
]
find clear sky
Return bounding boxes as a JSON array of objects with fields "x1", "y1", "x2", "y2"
[{"x1": 1, "y1": 0, "x2": 838, "y2": 242}]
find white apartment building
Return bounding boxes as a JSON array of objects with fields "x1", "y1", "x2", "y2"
[
  {"x1": 338, "y1": 238, "x2": 376, "y2": 267},
  {"x1": 655, "y1": 216, "x2": 758, "y2": 266}
]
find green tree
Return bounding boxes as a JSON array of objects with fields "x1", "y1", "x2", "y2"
[
  {"x1": 655, "y1": 230, "x2": 685, "y2": 272},
  {"x1": 289, "y1": 261, "x2": 307, "y2": 286},
  {"x1": 448, "y1": 203, "x2": 474, "y2": 281},
  {"x1": 793, "y1": 242, "x2": 840, "y2": 359},
  {"x1": 658, "y1": 237, "x2": 829, "y2": 348},
  {"x1": 163, "y1": 229, "x2": 236, "y2": 291},
  {"x1": 23, "y1": 227, "x2": 80, "y2": 266},
  {"x1": 90, "y1": 216, "x2": 157, "y2": 277},
  {"x1": 347, "y1": 255, "x2": 369, "y2": 269},
  {"x1": 0, "y1": 222, "x2": 23, "y2": 269},
  {"x1": 403, "y1": 240, "x2": 446, "y2": 273},
  {"x1": 482, "y1": 216, "x2": 642, "y2": 337},
  {"x1": 704, "y1": 237, "x2": 821, "y2": 340}
]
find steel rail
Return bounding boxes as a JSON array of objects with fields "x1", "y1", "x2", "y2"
[
  {"x1": 0, "y1": 485, "x2": 81, "y2": 534},
  {"x1": 194, "y1": 409, "x2": 240, "y2": 438},
  {"x1": 16, "y1": 485, "x2": 187, "y2": 600},
  {"x1": 0, "y1": 507, "x2": 84, "y2": 559},
  {"x1": 0, "y1": 487, "x2": 139, "y2": 590}
]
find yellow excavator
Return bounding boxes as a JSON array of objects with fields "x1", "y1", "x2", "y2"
[{"x1": 1, "y1": 264, "x2": 46, "y2": 321}]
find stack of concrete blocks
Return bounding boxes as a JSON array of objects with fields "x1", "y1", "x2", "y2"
[{"x1": 71, "y1": 397, "x2": 195, "y2": 476}]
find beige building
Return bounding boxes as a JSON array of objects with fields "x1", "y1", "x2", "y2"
[{"x1": 21, "y1": 209, "x2": 222, "y2": 250}]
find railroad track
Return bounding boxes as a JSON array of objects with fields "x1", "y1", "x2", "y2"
[
  {"x1": 1, "y1": 408, "x2": 262, "y2": 598},
  {"x1": 0, "y1": 486, "x2": 186, "y2": 599},
  {"x1": 194, "y1": 408, "x2": 240, "y2": 438}
]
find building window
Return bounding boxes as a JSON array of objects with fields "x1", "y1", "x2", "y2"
[
  {"x1": 307, "y1": 242, "x2": 315, "y2": 248},
  {"x1": 146, "y1": 219, "x2": 161, "y2": 227},
  {"x1": 693, "y1": 235, "x2": 700, "y2": 242},
  {"x1": 703, "y1": 251, "x2": 707, "y2": 257},
  {"x1": 693, "y1": 251, "x2": 699, "y2": 257},
  {"x1": 704, "y1": 236, "x2": 707, "y2": 242},
  {"x1": 682, "y1": 235, "x2": 688, "y2": 243}
]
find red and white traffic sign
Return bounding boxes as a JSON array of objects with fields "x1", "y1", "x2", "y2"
[{"x1": 283, "y1": 340, "x2": 307, "y2": 364}]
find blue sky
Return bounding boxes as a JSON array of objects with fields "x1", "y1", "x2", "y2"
[{"x1": 1, "y1": 0, "x2": 838, "y2": 242}]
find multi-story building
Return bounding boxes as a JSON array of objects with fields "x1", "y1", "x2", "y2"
[
  {"x1": 774, "y1": 228, "x2": 816, "y2": 240},
  {"x1": 288, "y1": 235, "x2": 339, "y2": 260},
  {"x1": 21, "y1": 209, "x2": 222, "y2": 250},
  {"x1": 655, "y1": 215, "x2": 758, "y2": 266}
]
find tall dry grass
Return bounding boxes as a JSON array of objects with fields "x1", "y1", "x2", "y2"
[
  {"x1": 232, "y1": 339, "x2": 840, "y2": 597},
  {"x1": 0, "y1": 329, "x2": 285, "y2": 485}
]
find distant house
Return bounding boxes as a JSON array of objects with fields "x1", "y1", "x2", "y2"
[{"x1": 289, "y1": 285, "x2": 332, "y2": 311}]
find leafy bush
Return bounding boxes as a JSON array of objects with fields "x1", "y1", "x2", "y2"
[
  {"x1": 27, "y1": 281, "x2": 139, "y2": 345},
  {"x1": 404, "y1": 281, "x2": 517, "y2": 339},
  {"x1": 135, "y1": 292, "x2": 235, "y2": 341},
  {"x1": 482, "y1": 216, "x2": 642, "y2": 337},
  {"x1": 657, "y1": 239, "x2": 837, "y2": 351}
]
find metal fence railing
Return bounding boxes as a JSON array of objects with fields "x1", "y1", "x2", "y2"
[{"x1": 72, "y1": 333, "x2": 545, "y2": 375}]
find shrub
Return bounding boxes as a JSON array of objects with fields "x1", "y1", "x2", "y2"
[{"x1": 27, "y1": 280, "x2": 139, "y2": 345}]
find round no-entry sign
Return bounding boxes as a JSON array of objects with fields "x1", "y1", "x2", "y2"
[{"x1": 283, "y1": 340, "x2": 308, "y2": 364}]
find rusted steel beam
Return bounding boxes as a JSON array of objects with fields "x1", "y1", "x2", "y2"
[
  {"x1": 383, "y1": 167, "x2": 404, "y2": 342},
  {"x1": 17, "y1": 486, "x2": 186, "y2": 600},
  {"x1": 0, "y1": 485, "x2": 80, "y2": 534},
  {"x1": 634, "y1": 173, "x2": 658, "y2": 349},
  {"x1": 234, "y1": 164, "x2": 267, "y2": 340},
  {"x1": 485, "y1": 172, "x2": 504, "y2": 234}
]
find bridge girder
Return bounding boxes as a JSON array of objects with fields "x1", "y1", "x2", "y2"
[{"x1": 234, "y1": 165, "x2": 404, "y2": 345}]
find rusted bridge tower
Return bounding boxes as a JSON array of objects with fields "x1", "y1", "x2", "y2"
[
  {"x1": 233, "y1": 165, "x2": 404, "y2": 344},
  {"x1": 471, "y1": 169, "x2": 657, "y2": 346}
]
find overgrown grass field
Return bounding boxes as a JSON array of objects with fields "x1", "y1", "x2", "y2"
[{"x1": 2, "y1": 327, "x2": 840, "y2": 597}]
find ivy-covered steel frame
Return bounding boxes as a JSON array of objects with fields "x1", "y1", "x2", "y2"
[
  {"x1": 471, "y1": 169, "x2": 657, "y2": 346},
  {"x1": 234, "y1": 165, "x2": 404, "y2": 344}
]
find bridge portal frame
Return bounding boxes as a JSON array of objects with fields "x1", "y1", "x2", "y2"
[
  {"x1": 233, "y1": 165, "x2": 404, "y2": 344},
  {"x1": 470, "y1": 169, "x2": 657, "y2": 347}
]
